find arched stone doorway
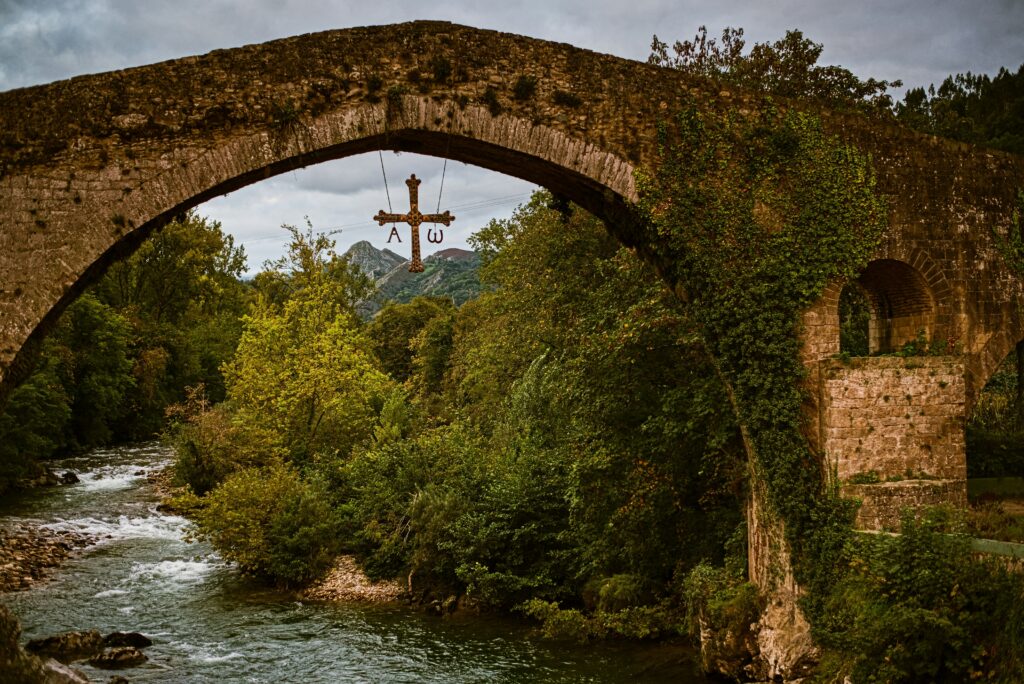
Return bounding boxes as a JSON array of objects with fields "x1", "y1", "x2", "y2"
[{"x1": 839, "y1": 259, "x2": 936, "y2": 356}]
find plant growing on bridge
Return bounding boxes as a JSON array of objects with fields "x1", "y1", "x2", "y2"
[
  {"x1": 639, "y1": 90, "x2": 1024, "y2": 680},
  {"x1": 512, "y1": 75, "x2": 537, "y2": 101},
  {"x1": 637, "y1": 97, "x2": 886, "y2": 635}
]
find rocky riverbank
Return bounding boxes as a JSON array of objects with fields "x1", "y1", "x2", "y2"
[
  {"x1": 0, "y1": 523, "x2": 95, "y2": 593},
  {"x1": 302, "y1": 555, "x2": 404, "y2": 602}
]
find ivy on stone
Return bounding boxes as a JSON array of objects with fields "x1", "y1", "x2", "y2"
[{"x1": 636, "y1": 98, "x2": 887, "y2": 621}]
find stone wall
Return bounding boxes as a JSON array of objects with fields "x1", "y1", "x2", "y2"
[{"x1": 817, "y1": 356, "x2": 967, "y2": 530}]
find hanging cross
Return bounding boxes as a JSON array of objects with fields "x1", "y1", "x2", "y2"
[{"x1": 373, "y1": 174, "x2": 454, "y2": 273}]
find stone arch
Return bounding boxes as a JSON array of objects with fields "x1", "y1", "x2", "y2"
[
  {"x1": 856, "y1": 259, "x2": 936, "y2": 353},
  {"x1": 968, "y1": 314, "x2": 1024, "y2": 412},
  {"x1": 801, "y1": 248, "x2": 954, "y2": 363},
  {"x1": 0, "y1": 94, "x2": 640, "y2": 404}
]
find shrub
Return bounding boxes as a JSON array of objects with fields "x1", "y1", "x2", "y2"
[
  {"x1": 519, "y1": 598, "x2": 680, "y2": 642},
  {"x1": 520, "y1": 599, "x2": 596, "y2": 643},
  {"x1": 169, "y1": 388, "x2": 285, "y2": 495},
  {"x1": 266, "y1": 480, "x2": 339, "y2": 585},
  {"x1": 334, "y1": 422, "x2": 483, "y2": 581},
  {"x1": 594, "y1": 574, "x2": 648, "y2": 612},
  {"x1": 681, "y1": 562, "x2": 762, "y2": 640},
  {"x1": 197, "y1": 463, "x2": 338, "y2": 586},
  {"x1": 816, "y1": 510, "x2": 1024, "y2": 682}
]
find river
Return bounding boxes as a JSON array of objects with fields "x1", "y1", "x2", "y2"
[{"x1": 0, "y1": 444, "x2": 711, "y2": 683}]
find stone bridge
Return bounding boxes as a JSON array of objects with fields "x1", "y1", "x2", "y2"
[{"x1": 2, "y1": 19, "x2": 1024, "y2": 577}]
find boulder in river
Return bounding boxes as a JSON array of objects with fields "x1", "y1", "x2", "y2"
[
  {"x1": 20, "y1": 469, "x2": 61, "y2": 488},
  {"x1": 104, "y1": 631, "x2": 152, "y2": 648},
  {"x1": 26, "y1": 629, "x2": 104, "y2": 662},
  {"x1": 89, "y1": 646, "x2": 148, "y2": 669},
  {"x1": 60, "y1": 471, "x2": 81, "y2": 485},
  {"x1": 41, "y1": 658, "x2": 92, "y2": 683},
  {"x1": 1, "y1": 605, "x2": 90, "y2": 683}
]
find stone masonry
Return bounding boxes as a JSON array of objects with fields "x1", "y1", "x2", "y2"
[{"x1": 817, "y1": 357, "x2": 967, "y2": 530}]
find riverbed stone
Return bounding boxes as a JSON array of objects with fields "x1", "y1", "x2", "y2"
[
  {"x1": 26, "y1": 629, "x2": 104, "y2": 662},
  {"x1": 0, "y1": 524, "x2": 95, "y2": 593},
  {"x1": 302, "y1": 555, "x2": 402, "y2": 602},
  {"x1": 89, "y1": 646, "x2": 148, "y2": 669},
  {"x1": 104, "y1": 631, "x2": 152, "y2": 648},
  {"x1": 41, "y1": 658, "x2": 92, "y2": 683}
]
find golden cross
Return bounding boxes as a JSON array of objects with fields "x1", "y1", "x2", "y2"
[{"x1": 373, "y1": 174, "x2": 454, "y2": 273}]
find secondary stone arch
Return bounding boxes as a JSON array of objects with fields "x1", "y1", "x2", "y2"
[
  {"x1": 0, "y1": 95, "x2": 640, "y2": 405},
  {"x1": 970, "y1": 317, "x2": 1024, "y2": 410},
  {"x1": 801, "y1": 249, "x2": 953, "y2": 362},
  {"x1": 855, "y1": 258, "x2": 937, "y2": 354}
]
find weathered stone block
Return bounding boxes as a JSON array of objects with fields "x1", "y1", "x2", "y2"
[{"x1": 844, "y1": 479, "x2": 967, "y2": 531}]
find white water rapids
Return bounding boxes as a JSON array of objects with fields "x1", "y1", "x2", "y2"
[{"x1": 0, "y1": 443, "x2": 703, "y2": 683}]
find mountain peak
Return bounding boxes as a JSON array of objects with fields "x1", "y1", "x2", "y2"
[
  {"x1": 346, "y1": 242, "x2": 482, "y2": 318},
  {"x1": 343, "y1": 241, "x2": 406, "y2": 279}
]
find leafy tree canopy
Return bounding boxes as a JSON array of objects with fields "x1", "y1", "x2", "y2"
[
  {"x1": 649, "y1": 26, "x2": 901, "y2": 112},
  {"x1": 895, "y1": 64, "x2": 1024, "y2": 155}
]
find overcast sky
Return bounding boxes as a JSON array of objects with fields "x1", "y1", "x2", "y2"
[{"x1": 3, "y1": 0, "x2": 1022, "y2": 270}]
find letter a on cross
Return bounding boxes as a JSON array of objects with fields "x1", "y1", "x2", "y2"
[{"x1": 373, "y1": 174, "x2": 455, "y2": 273}]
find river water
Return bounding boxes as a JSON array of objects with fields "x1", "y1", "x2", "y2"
[{"x1": 0, "y1": 444, "x2": 711, "y2": 683}]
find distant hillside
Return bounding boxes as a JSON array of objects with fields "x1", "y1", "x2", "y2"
[{"x1": 343, "y1": 241, "x2": 482, "y2": 317}]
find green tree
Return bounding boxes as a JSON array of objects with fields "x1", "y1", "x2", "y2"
[
  {"x1": 95, "y1": 211, "x2": 247, "y2": 326},
  {"x1": 339, "y1": 193, "x2": 744, "y2": 610},
  {"x1": 0, "y1": 211, "x2": 250, "y2": 486},
  {"x1": 94, "y1": 211, "x2": 250, "y2": 436},
  {"x1": 895, "y1": 65, "x2": 1024, "y2": 154},
  {"x1": 251, "y1": 220, "x2": 373, "y2": 317},
  {"x1": 225, "y1": 298, "x2": 392, "y2": 462},
  {"x1": 169, "y1": 386, "x2": 286, "y2": 495},
  {"x1": 50, "y1": 293, "x2": 135, "y2": 450},
  {"x1": 0, "y1": 354, "x2": 71, "y2": 490},
  {"x1": 0, "y1": 292, "x2": 134, "y2": 477},
  {"x1": 649, "y1": 26, "x2": 901, "y2": 112},
  {"x1": 367, "y1": 296, "x2": 456, "y2": 383},
  {"x1": 222, "y1": 224, "x2": 393, "y2": 463}
]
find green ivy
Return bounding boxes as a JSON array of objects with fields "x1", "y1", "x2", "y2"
[
  {"x1": 992, "y1": 191, "x2": 1024, "y2": 275},
  {"x1": 636, "y1": 99, "x2": 886, "y2": 624}
]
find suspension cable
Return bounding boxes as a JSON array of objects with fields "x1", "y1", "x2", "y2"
[
  {"x1": 436, "y1": 95, "x2": 456, "y2": 213},
  {"x1": 436, "y1": 158, "x2": 448, "y2": 213},
  {"x1": 378, "y1": 150, "x2": 393, "y2": 213}
]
